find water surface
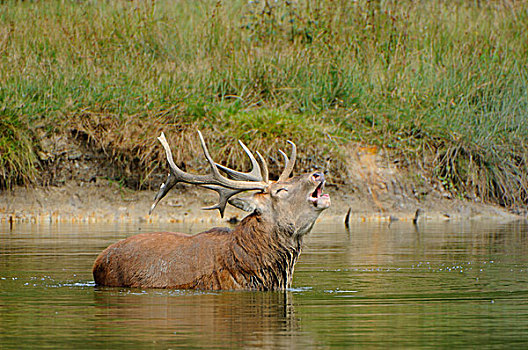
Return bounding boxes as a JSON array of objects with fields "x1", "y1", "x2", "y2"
[{"x1": 1, "y1": 220, "x2": 527, "y2": 348}]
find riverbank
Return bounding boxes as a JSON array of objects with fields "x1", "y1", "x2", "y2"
[
  {"x1": 1, "y1": 0, "x2": 527, "y2": 215},
  {"x1": 1, "y1": 178, "x2": 519, "y2": 226}
]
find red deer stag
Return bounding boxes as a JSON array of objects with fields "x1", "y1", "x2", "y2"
[{"x1": 92, "y1": 131, "x2": 331, "y2": 290}]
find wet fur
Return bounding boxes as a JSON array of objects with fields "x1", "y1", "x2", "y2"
[{"x1": 93, "y1": 213, "x2": 302, "y2": 290}]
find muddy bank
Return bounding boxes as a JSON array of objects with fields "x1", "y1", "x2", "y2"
[
  {"x1": 1, "y1": 131, "x2": 522, "y2": 225},
  {"x1": 0, "y1": 179, "x2": 519, "y2": 226}
]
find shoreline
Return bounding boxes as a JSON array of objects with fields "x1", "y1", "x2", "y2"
[
  {"x1": 1, "y1": 1, "x2": 527, "y2": 227},
  {"x1": 1, "y1": 181, "x2": 521, "y2": 226}
]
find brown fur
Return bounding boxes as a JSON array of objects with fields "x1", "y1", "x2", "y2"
[
  {"x1": 93, "y1": 171, "x2": 330, "y2": 290},
  {"x1": 93, "y1": 214, "x2": 302, "y2": 290}
]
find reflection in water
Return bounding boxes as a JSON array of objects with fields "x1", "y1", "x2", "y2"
[
  {"x1": 1, "y1": 220, "x2": 528, "y2": 348},
  {"x1": 92, "y1": 290, "x2": 302, "y2": 348},
  {"x1": 295, "y1": 220, "x2": 528, "y2": 348}
]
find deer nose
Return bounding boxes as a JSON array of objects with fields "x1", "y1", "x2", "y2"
[{"x1": 312, "y1": 172, "x2": 325, "y2": 182}]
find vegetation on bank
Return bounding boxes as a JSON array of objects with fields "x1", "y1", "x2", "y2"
[{"x1": 0, "y1": 0, "x2": 527, "y2": 208}]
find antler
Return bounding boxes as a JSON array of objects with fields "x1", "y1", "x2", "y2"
[
  {"x1": 277, "y1": 140, "x2": 297, "y2": 182},
  {"x1": 215, "y1": 140, "x2": 265, "y2": 182},
  {"x1": 149, "y1": 131, "x2": 270, "y2": 217}
]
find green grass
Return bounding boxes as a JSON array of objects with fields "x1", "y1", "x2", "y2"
[
  {"x1": 0, "y1": 0, "x2": 527, "y2": 208},
  {"x1": 0, "y1": 109, "x2": 38, "y2": 189}
]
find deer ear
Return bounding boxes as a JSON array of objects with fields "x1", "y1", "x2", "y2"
[{"x1": 228, "y1": 197, "x2": 257, "y2": 213}]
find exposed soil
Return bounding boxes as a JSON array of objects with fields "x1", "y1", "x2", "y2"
[
  {"x1": 0, "y1": 131, "x2": 521, "y2": 225},
  {"x1": 0, "y1": 179, "x2": 519, "y2": 226}
]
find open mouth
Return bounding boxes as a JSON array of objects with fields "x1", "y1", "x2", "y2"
[{"x1": 309, "y1": 181, "x2": 331, "y2": 209}]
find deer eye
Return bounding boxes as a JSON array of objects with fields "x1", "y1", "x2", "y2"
[{"x1": 274, "y1": 188, "x2": 289, "y2": 196}]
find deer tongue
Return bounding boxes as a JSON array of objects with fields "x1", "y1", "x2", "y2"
[{"x1": 309, "y1": 182, "x2": 331, "y2": 209}]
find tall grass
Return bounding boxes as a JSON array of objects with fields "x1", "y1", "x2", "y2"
[
  {"x1": 0, "y1": 0, "x2": 527, "y2": 208},
  {"x1": 0, "y1": 109, "x2": 38, "y2": 188}
]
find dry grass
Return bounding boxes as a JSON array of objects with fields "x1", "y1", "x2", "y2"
[{"x1": 0, "y1": 0, "x2": 527, "y2": 208}]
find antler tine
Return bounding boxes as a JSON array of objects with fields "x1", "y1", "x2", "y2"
[
  {"x1": 277, "y1": 140, "x2": 296, "y2": 182},
  {"x1": 194, "y1": 130, "x2": 267, "y2": 191},
  {"x1": 196, "y1": 130, "x2": 223, "y2": 179},
  {"x1": 215, "y1": 140, "x2": 263, "y2": 182},
  {"x1": 201, "y1": 185, "x2": 245, "y2": 218},
  {"x1": 157, "y1": 132, "x2": 213, "y2": 186},
  {"x1": 256, "y1": 151, "x2": 269, "y2": 183},
  {"x1": 158, "y1": 132, "x2": 181, "y2": 179},
  {"x1": 278, "y1": 149, "x2": 289, "y2": 164},
  {"x1": 149, "y1": 132, "x2": 181, "y2": 215},
  {"x1": 149, "y1": 170, "x2": 178, "y2": 215}
]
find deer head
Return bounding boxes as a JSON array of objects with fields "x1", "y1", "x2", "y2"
[{"x1": 149, "y1": 131, "x2": 330, "y2": 236}]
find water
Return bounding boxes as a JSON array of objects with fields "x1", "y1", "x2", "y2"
[{"x1": 1, "y1": 220, "x2": 528, "y2": 349}]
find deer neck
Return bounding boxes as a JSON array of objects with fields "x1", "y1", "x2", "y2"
[{"x1": 232, "y1": 213, "x2": 304, "y2": 290}]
